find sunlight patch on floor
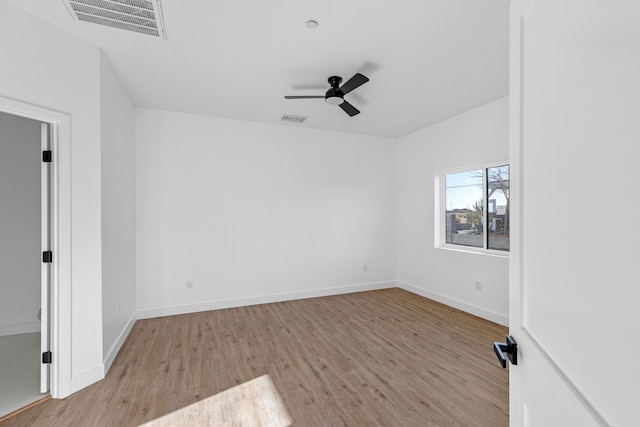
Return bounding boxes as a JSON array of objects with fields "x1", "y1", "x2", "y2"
[{"x1": 140, "y1": 374, "x2": 292, "y2": 427}]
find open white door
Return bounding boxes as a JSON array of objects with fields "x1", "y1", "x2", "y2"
[
  {"x1": 40, "y1": 122, "x2": 50, "y2": 394},
  {"x1": 509, "y1": 0, "x2": 640, "y2": 425}
]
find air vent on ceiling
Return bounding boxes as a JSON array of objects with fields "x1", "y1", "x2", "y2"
[
  {"x1": 61, "y1": 0, "x2": 167, "y2": 38},
  {"x1": 280, "y1": 114, "x2": 308, "y2": 124}
]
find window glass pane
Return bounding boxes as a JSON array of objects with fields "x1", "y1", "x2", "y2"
[
  {"x1": 445, "y1": 170, "x2": 483, "y2": 248},
  {"x1": 487, "y1": 165, "x2": 510, "y2": 251}
]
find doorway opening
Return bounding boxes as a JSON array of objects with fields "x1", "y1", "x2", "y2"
[
  {"x1": 0, "y1": 111, "x2": 50, "y2": 416},
  {"x1": 0, "y1": 96, "x2": 73, "y2": 411}
]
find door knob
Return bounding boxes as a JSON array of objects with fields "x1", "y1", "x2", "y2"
[{"x1": 493, "y1": 335, "x2": 517, "y2": 368}]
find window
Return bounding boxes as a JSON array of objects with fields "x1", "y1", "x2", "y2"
[{"x1": 438, "y1": 163, "x2": 510, "y2": 253}]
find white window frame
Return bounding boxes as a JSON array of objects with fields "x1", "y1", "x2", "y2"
[{"x1": 435, "y1": 161, "x2": 510, "y2": 257}]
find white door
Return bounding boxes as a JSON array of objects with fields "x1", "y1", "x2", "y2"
[
  {"x1": 40, "y1": 122, "x2": 50, "y2": 393},
  {"x1": 509, "y1": 0, "x2": 640, "y2": 425}
]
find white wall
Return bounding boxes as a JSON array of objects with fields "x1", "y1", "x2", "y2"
[
  {"x1": 136, "y1": 109, "x2": 396, "y2": 317},
  {"x1": 0, "y1": 112, "x2": 41, "y2": 336},
  {"x1": 396, "y1": 98, "x2": 509, "y2": 325},
  {"x1": 100, "y1": 54, "x2": 137, "y2": 372},
  {"x1": 0, "y1": 2, "x2": 104, "y2": 393}
]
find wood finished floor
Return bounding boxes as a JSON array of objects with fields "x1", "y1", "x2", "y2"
[{"x1": 2, "y1": 289, "x2": 508, "y2": 426}]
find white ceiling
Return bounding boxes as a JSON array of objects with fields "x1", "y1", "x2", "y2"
[{"x1": 7, "y1": 0, "x2": 509, "y2": 138}]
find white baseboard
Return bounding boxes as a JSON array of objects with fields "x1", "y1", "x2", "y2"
[
  {"x1": 103, "y1": 312, "x2": 137, "y2": 374},
  {"x1": 0, "y1": 321, "x2": 40, "y2": 337},
  {"x1": 398, "y1": 281, "x2": 509, "y2": 326},
  {"x1": 137, "y1": 281, "x2": 395, "y2": 320},
  {"x1": 71, "y1": 364, "x2": 105, "y2": 394}
]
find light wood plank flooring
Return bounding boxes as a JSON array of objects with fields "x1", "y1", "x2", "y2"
[{"x1": 1, "y1": 289, "x2": 508, "y2": 426}]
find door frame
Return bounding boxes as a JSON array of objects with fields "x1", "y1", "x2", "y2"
[{"x1": 0, "y1": 95, "x2": 72, "y2": 398}]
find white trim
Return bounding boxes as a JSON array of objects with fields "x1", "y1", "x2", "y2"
[
  {"x1": 0, "y1": 322, "x2": 41, "y2": 336},
  {"x1": 70, "y1": 364, "x2": 105, "y2": 394},
  {"x1": 433, "y1": 174, "x2": 442, "y2": 249},
  {"x1": 436, "y1": 160, "x2": 510, "y2": 178},
  {"x1": 103, "y1": 312, "x2": 137, "y2": 374},
  {"x1": 137, "y1": 281, "x2": 395, "y2": 320},
  {"x1": 437, "y1": 244, "x2": 509, "y2": 258},
  {"x1": 398, "y1": 280, "x2": 509, "y2": 326},
  {"x1": 0, "y1": 95, "x2": 73, "y2": 399}
]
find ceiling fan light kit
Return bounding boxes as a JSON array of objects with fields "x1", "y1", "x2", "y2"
[{"x1": 284, "y1": 73, "x2": 369, "y2": 117}]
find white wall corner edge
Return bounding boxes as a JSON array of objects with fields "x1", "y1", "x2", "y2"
[
  {"x1": 398, "y1": 281, "x2": 509, "y2": 326},
  {"x1": 136, "y1": 281, "x2": 396, "y2": 320},
  {"x1": 103, "y1": 312, "x2": 137, "y2": 375},
  {"x1": 70, "y1": 364, "x2": 105, "y2": 395}
]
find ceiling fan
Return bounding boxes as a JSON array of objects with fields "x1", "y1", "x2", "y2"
[{"x1": 284, "y1": 73, "x2": 369, "y2": 116}]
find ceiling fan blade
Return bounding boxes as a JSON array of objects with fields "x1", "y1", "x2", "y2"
[
  {"x1": 284, "y1": 95, "x2": 325, "y2": 99},
  {"x1": 339, "y1": 73, "x2": 369, "y2": 95},
  {"x1": 339, "y1": 100, "x2": 360, "y2": 116}
]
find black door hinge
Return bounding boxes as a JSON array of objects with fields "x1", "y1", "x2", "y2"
[
  {"x1": 42, "y1": 351, "x2": 52, "y2": 364},
  {"x1": 43, "y1": 251, "x2": 53, "y2": 263},
  {"x1": 42, "y1": 150, "x2": 52, "y2": 163}
]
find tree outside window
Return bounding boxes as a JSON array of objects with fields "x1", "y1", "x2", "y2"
[{"x1": 444, "y1": 164, "x2": 509, "y2": 252}]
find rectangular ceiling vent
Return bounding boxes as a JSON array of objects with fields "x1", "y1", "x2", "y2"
[
  {"x1": 61, "y1": 0, "x2": 167, "y2": 38},
  {"x1": 280, "y1": 114, "x2": 308, "y2": 124}
]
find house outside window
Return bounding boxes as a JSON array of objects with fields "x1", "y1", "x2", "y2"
[{"x1": 438, "y1": 163, "x2": 509, "y2": 254}]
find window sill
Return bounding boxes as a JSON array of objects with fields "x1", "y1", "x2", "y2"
[{"x1": 436, "y1": 244, "x2": 510, "y2": 258}]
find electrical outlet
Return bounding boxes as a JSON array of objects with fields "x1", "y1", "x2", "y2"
[
  {"x1": 475, "y1": 281, "x2": 482, "y2": 291},
  {"x1": 186, "y1": 279, "x2": 194, "y2": 289},
  {"x1": 363, "y1": 264, "x2": 368, "y2": 272}
]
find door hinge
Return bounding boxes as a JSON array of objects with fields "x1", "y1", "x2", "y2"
[
  {"x1": 42, "y1": 150, "x2": 52, "y2": 163},
  {"x1": 43, "y1": 251, "x2": 53, "y2": 263},
  {"x1": 42, "y1": 351, "x2": 52, "y2": 364}
]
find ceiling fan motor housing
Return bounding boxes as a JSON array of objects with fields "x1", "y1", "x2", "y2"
[{"x1": 325, "y1": 76, "x2": 345, "y2": 104}]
